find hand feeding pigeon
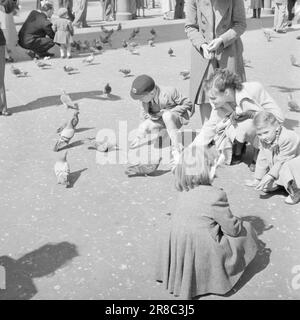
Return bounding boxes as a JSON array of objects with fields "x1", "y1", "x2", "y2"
[
  {"x1": 119, "y1": 68, "x2": 131, "y2": 77},
  {"x1": 82, "y1": 53, "x2": 94, "y2": 64},
  {"x1": 125, "y1": 157, "x2": 162, "y2": 176},
  {"x1": 180, "y1": 70, "x2": 190, "y2": 80},
  {"x1": 288, "y1": 93, "x2": 300, "y2": 112},
  {"x1": 54, "y1": 151, "x2": 70, "y2": 187},
  {"x1": 10, "y1": 65, "x2": 28, "y2": 77},
  {"x1": 53, "y1": 120, "x2": 75, "y2": 152},
  {"x1": 104, "y1": 83, "x2": 112, "y2": 96},
  {"x1": 290, "y1": 54, "x2": 300, "y2": 67}
]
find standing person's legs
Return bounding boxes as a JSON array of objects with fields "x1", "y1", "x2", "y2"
[
  {"x1": 274, "y1": 3, "x2": 279, "y2": 30},
  {"x1": 81, "y1": 0, "x2": 89, "y2": 27},
  {"x1": 275, "y1": 3, "x2": 288, "y2": 32},
  {"x1": 0, "y1": 45, "x2": 11, "y2": 116},
  {"x1": 288, "y1": 0, "x2": 297, "y2": 21},
  {"x1": 60, "y1": 44, "x2": 67, "y2": 58}
]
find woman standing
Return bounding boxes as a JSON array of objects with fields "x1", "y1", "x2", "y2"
[
  {"x1": 72, "y1": 0, "x2": 89, "y2": 28},
  {"x1": 185, "y1": 0, "x2": 247, "y2": 124},
  {"x1": 250, "y1": 0, "x2": 263, "y2": 18}
]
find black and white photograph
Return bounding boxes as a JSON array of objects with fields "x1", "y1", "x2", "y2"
[{"x1": 0, "y1": 0, "x2": 300, "y2": 303}]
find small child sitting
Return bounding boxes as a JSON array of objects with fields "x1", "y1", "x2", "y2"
[
  {"x1": 52, "y1": 7, "x2": 74, "y2": 59},
  {"x1": 129, "y1": 74, "x2": 194, "y2": 169},
  {"x1": 155, "y1": 144, "x2": 258, "y2": 299},
  {"x1": 246, "y1": 111, "x2": 300, "y2": 205}
]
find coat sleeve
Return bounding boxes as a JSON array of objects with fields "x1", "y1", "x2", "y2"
[
  {"x1": 268, "y1": 134, "x2": 300, "y2": 179},
  {"x1": 170, "y1": 87, "x2": 193, "y2": 114},
  {"x1": 254, "y1": 148, "x2": 270, "y2": 180},
  {"x1": 219, "y1": 0, "x2": 247, "y2": 49},
  {"x1": 44, "y1": 19, "x2": 55, "y2": 39},
  {"x1": 256, "y1": 83, "x2": 284, "y2": 123},
  {"x1": 184, "y1": 0, "x2": 206, "y2": 52},
  {"x1": 211, "y1": 190, "x2": 242, "y2": 237}
]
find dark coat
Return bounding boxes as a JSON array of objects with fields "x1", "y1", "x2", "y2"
[
  {"x1": 185, "y1": 0, "x2": 247, "y2": 105},
  {"x1": 155, "y1": 186, "x2": 258, "y2": 299},
  {"x1": 18, "y1": 10, "x2": 55, "y2": 48},
  {"x1": 0, "y1": 0, "x2": 18, "y2": 45}
]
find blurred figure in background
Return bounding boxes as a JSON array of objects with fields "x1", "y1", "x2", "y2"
[
  {"x1": 287, "y1": 0, "x2": 297, "y2": 25},
  {"x1": 250, "y1": 0, "x2": 263, "y2": 18},
  {"x1": 273, "y1": 0, "x2": 288, "y2": 33},
  {"x1": 59, "y1": 0, "x2": 75, "y2": 21},
  {"x1": 161, "y1": 0, "x2": 175, "y2": 19},
  {"x1": 72, "y1": 0, "x2": 89, "y2": 27},
  {"x1": 100, "y1": 0, "x2": 115, "y2": 21}
]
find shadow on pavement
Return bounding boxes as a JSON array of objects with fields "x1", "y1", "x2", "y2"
[
  {"x1": 10, "y1": 90, "x2": 122, "y2": 113},
  {"x1": 270, "y1": 85, "x2": 300, "y2": 93},
  {"x1": 68, "y1": 168, "x2": 88, "y2": 188},
  {"x1": 0, "y1": 242, "x2": 78, "y2": 300},
  {"x1": 284, "y1": 118, "x2": 300, "y2": 130}
]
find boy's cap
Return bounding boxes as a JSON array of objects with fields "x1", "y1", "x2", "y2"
[
  {"x1": 130, "y1": 75, "x2": 155, "y2": 100},
  {"x1": 57, "y1": 7, "x2": 68, "y2": 18}
]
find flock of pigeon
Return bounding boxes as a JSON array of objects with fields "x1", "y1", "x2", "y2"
[{"x1": 9, "y1": 23, "x2": 300, "y2": 187}]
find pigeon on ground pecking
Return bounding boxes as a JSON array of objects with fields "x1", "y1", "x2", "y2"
[{"x1": 125, "y1": 158, "x2": 162, "y2": 176}]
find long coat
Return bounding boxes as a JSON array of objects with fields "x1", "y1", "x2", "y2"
[
  {"x1": 52, "y1": 18, "x2": 73, "y2": 44},
  {"x1": 155, "y1": 186, "x2": 258, "y2": 299},
  {"x1": 185, "y1": 0, "x2": 247, "y2": 106}
]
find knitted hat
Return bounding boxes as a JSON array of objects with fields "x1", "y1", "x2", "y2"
[
  {"x1": 130, "y1": 75, "x2": 155, "y2": 100},
  {"x1": 57, "y1": 7, "x2": 68, "y2": 18}
]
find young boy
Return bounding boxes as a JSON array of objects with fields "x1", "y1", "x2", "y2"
[
  {"x1": 130, "y1": 74, "x2": 194, "y2": 167},
  {"x1": 191, "y1": 69, "x2": 284, "y2": 169},
  {"x1": 246, "y1": 111, "x2": 300, "y2": 205}
]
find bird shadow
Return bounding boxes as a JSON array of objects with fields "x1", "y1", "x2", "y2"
[
  {"x1": 68, "y1": 168, "x2": 88, "y2": 188},
  {"x1": 75, "y1": 127, "x2": 95, "y2": 133},
  {"x1": 123, "y1": 74, "x2": 135, "y2": 78},
  {"x1": 284, "y1": 118, "x2": 300, "y2": 130},
  {"x1": 66, "y1": 71, "x2": 80, "y2": 75},
  {"x1": 59, "y1": 140, "x2": 85, "y2": 151},
  {"x1": 10, "y1": 90, "x2": 121, "y2": 113},
  {"x1": 193, "y1": 216, "x2": 272, "y2": 300},
  {"x1": 0, "y1": 242, "x2": 78, "y2": 300},
  {"x1": 147, "y1": 169, "x2": 171, "y2": 177},
  {"x1": 270, "y1": 85, "x2": 300, "y2": 93},
  {"x1": 84, "y1": 62, "x2": 101, "y2": 66}
]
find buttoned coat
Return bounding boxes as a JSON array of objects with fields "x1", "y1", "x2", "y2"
[{"x1": 185, "y1": 0, "x2": 247, "y2": 105}]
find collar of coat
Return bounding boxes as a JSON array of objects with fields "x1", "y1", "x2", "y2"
[{"x1": 200, "y1": 0, "x2": 232, "y2": 22}]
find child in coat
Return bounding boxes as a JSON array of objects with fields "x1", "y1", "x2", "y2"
[
  {"x1": 245, "y1": 111, "x2": 300, "y2": 205},
  {"x1": 155, "y1": 144, "x2": 258, "y2": 299},
  {"x1": 52, "y1": 7, "x2": 74, "y2": 58},
  {"x1": 191, "y1": 69, "x2": 284, "y2": 170},
  {"x1": 129, "y1": 74, "x2": 194, "y2": 169}
]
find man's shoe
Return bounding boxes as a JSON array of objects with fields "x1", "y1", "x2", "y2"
[{"x1": 26, "y1": 50, "x2": 36, "y2": 59}]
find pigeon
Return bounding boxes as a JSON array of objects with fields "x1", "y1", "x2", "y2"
[
  {"x1": 99, "y1": 34, "x2": 112, "y2": 46},
  {"x1": 125, "y1": 157, "x2": 162, "y2": 176},
  {"x1": 168, "y1": 48, "x2": 174, "y2": 56},
  {"x1": 129, "y1": 29, "x2": 137, "y2": 40},
  {"x1": 101, "y1": 25, "x2": 114, "y2": 35},
  {"x1": 60, "y1": 91, "x2": 79, "y2": 110},
  {"x1": 128, "y1": 46, "x2": 139, "y2": 55},
  {"x1": 54, "y1": 151, "x2": 70, "y2": 187},
  {"x1": 53, "y1": 120, "x2": 75, "y2": 152},
  {"x1": 34, "y1": 58, "x2": 51, "y2": 68},
  {"x1": 86, "y1": 138, "x2": 118, "y2": 152},
  {"x1": 10, "y1": 65, "x2": 28, "y2": 77},
  {"x1": 133, "y1": 27, "x2": 140, "y2": 35},
  {"x1": 119, "y1": 68, "x2": 131, "y2": 77},
  {"x1": 122, "y1": 40, "x2": 128, "y2": 48},
  {"x1": 150, "y1": 28, "x2": 156, "y2": 37},
  {"x1": 83, "y1": 40, "x2": 90, "y2": 50},
  {"x1": 290, "y1": 54, "x2": 300, "y2": 67},
  {"x1": 63, "y1": 65, "x2": 77, "y2": 73},
  {"x1": 82, "y1": 53, "x2": 94, "y2": 64},
  {"x1": 243, "y1": 59, "x2": 252, "y2": 68},
  {"x1": 180, "y1": 70, "x2": 190, "y2": 80},
  {"x1": 73, "y1": 40, "x2": 82, "y2": 51},
  {"x1": 288, "y1": 93, "x2": 300, "y2": 112},
  {"x1": 117, "y1": 23, "x2": 122, "y2": 31},
  {"x1": 94, "y1": 39, "x2": 103, "y2": 51},
  {"x1": 262, "y1": 29, "x2": 272, "y2": 41},
  {"x1": 148, "y1": 39, "x2": 155, "y2": 47},
  {"x1": 104, "y1": 83, "x2": 112, "y2": 96},
  {"x1": 57, "y1": 110, "x2": 79, "y2": 133}
]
